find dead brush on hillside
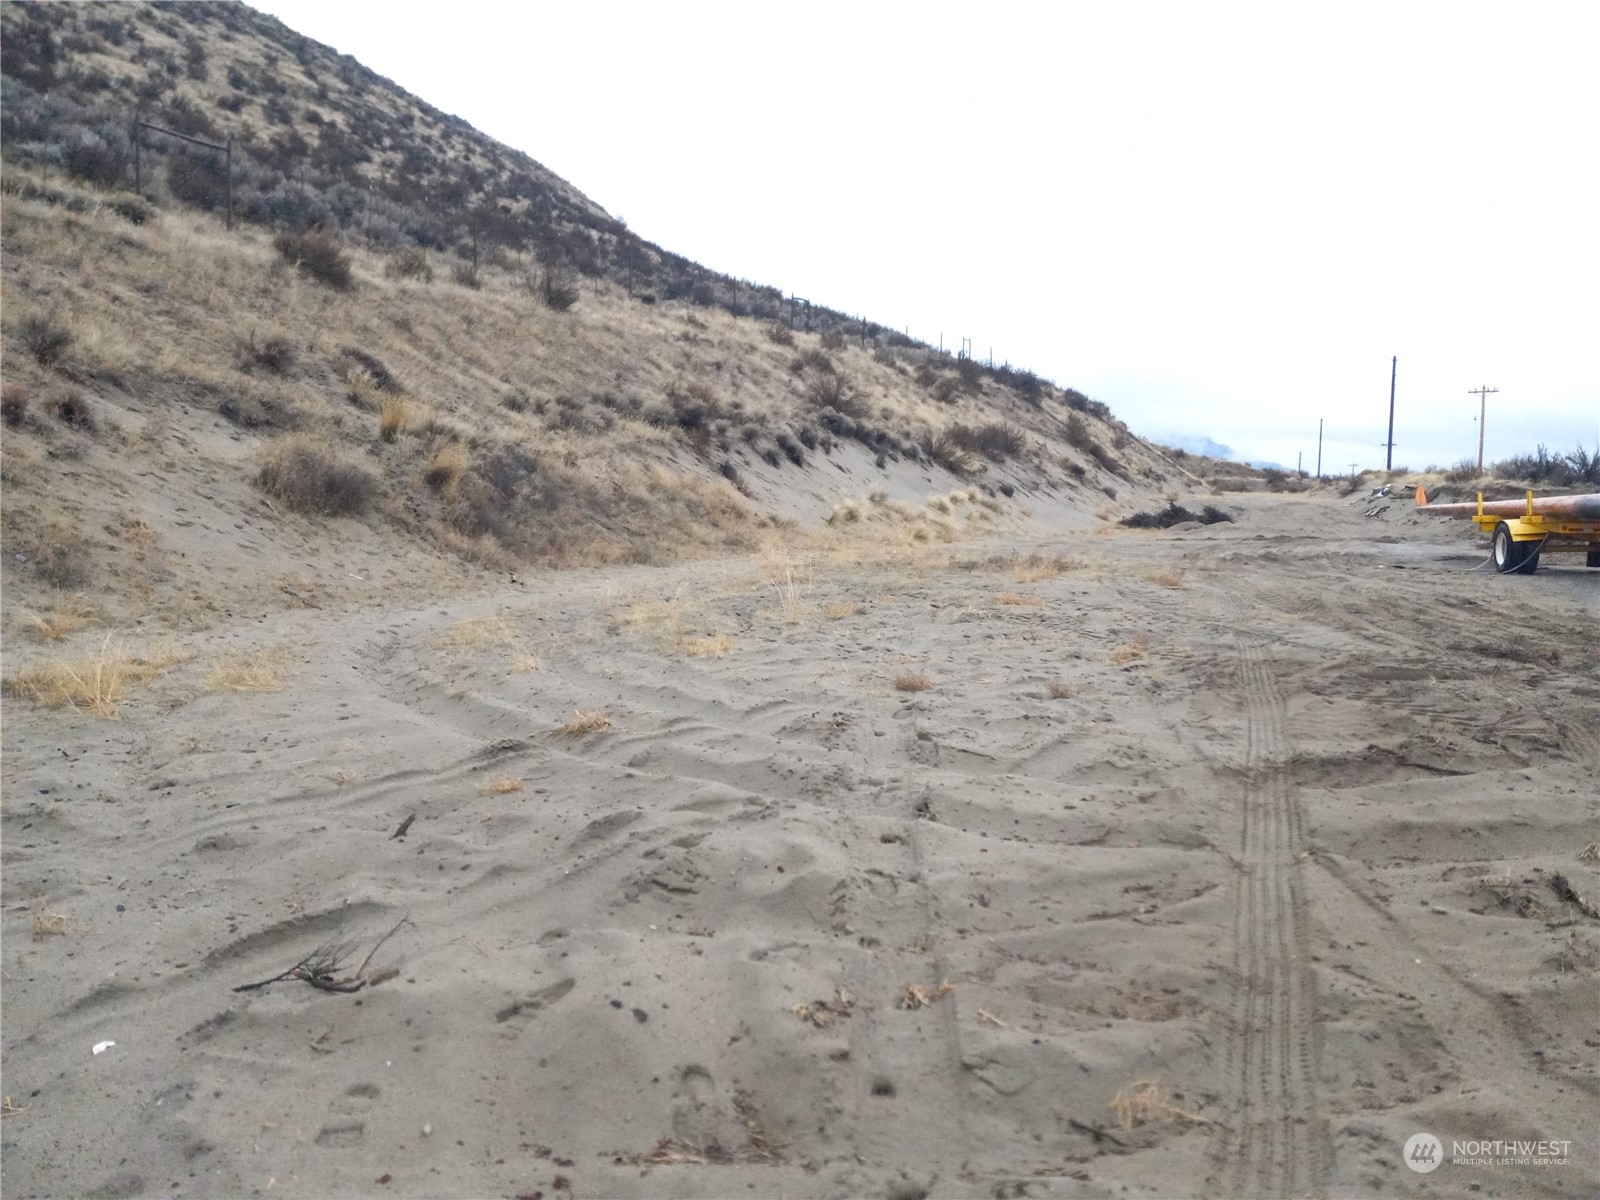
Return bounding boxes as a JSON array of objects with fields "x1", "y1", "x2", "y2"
[
  {"x1": 25, "y1": 522, "x2": 95, "y2": 591},
  {"x1": 894, "y1": 672, "x2": 935, "y2": 692}
]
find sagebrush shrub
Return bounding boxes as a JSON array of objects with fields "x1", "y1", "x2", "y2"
[
  {"x1": 2, "y1": 384, "x2": 32, "y2": 427},
  {"x1": 257, "y1": 439, "x2": 376, "y2": 515},
  {"x1": 18, "y1": 313, "x2": 72, "y2": 367},
  {"x1": 384, "y1": 247, "x2": 433, "y2": 282},
  {"x1": 274, "y1": 227, "x2": 352, "y2": 289}
]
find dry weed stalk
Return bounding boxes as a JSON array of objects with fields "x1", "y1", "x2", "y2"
[
  {"x1": 1107, "y1": 1079, "x2": 1210, "y2": 1129},
  {"x1": 894, "y1": 672, "x2": 935, "y2": 693},
  {"x1": 1048, "y1": 680, "x2": 1075, "y2": 699},
  {"x1": 997, "y1": 592, "x2": 1045, "y2": 607},
  {"x1": 1578, "y1": 841, "x2": 1598, "y2": 863},
  {"x1": 1, "y1": 1097, "x2": 28, "y2": 1119},
  {"x1": 898, "y1": 981, "x2": 955, "y2": 1009},
  {"x1": 555, "y1": 709, "x2": 612, "y2": 737},
  {"x1": 478, "y1": 776, "x2": 524, "y2": 796}
]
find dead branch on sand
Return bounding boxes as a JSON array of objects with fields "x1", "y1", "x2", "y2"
[
  {"x1": 232, "y1": 915, "x2": 410, "y2": 994},
  {"x1": 1107, "y1": 1079, "x2": 1213, "y2": 1130},
  {"x1": 898, "y1": 980, "x2": 955, "y2": 1009}
]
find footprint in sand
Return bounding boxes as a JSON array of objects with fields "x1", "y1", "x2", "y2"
[
  {"x1": 315, "y1": 1082, "x2": 381, "y2": 1147},
  {"x1": 671, "y1": 1063, "x2": 738, "y2": 1143},
  {"x1": 494, "y1": 976, "x2": 576, "y2": 1025}
]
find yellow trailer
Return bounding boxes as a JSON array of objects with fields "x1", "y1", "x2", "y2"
[{"x1": 1416, "y1": 488, "x2": 1600, "y2": 573}]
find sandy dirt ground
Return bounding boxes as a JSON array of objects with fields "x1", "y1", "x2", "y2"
[{"x1": 3, "y1": 492, "x2": 1597, "y2": 1199}]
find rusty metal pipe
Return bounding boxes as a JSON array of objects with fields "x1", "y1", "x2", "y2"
[{"x1": 1418, "y1": 492, "x2": 1600, "y2": 520}]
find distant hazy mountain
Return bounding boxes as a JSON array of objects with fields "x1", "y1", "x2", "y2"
[{"x1": 1152, "y1": 434, "x2": 1236, "y2": 460}]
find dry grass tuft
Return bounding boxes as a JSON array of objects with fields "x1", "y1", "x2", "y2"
[
  {"x1": 1110, "y1": 631, "x2": 1152, "y2": 666},
  {"x1": 378, "y1": 396, "x2": 409, "y2": 443},
  {"x1": 898, "y1": 981, "x2": 955, "y2": 1009},
  {"x1": 432, "y1": 615, "x2": 522, "y2": 654},
  {"x1": 1144, "y1": 567, "x2": 1186, "y2": 589},
  {"x1": 4, "y1": 635, "x2": 183, "y2": 717},
  {"x1": 683, "y1": 633, "x2": 735, "y2": 659},
  {"x1": 894, "y1": 672, "x2": 935, "y2": 692},
  {"x1": 763, "y1": 548, "x2": 810, "y2": 623},
  {"x1": 477, "y1": 776, "x2": 524, "y2": 796},
  {"x1": 554, "y1": 709, "x2": 612, "y2": 737},
  {"x1": 1013, "y1": 553, "x2": 1084, "y2": 582},
  {"x1": 997, "y1": 592, "x2": 1045, "y2": 607},
  {"x1": 423, "y1": 441, "x2": 469, "y2": 491},
  {"x1": 204, "y1": 645, "x2": 292, "y2": 694},
  {"x1": 23, "y1": 597, "x2": 93, "y2": 641},
  {"x1": 510, "y1": 654, "x2": 542, "y2": 673},
  {"x1": 1107, "y1": 1079, "x2": 1211, "y2": 1129},
  {"x1": 29, "y1": 896, "x2": 72, "y2": 941},
  {"x1": 1577, "y1": 841, "x2": 1597, "y2": 863},
  {"x1": 823, "y1": 600, "x2": 865, "y2": 620},
  {"x1": 1048, "y1": 680, "x2": 1075, "y2": 699}
]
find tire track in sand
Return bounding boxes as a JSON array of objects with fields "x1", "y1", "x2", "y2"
[{"x1": 1217, "y1": 614, "x2": 1328, "y2": 1198}]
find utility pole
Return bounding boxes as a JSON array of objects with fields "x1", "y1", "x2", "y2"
[
  {"x1": 1349, "y1": 462, "x2": 1360, "y2": 480},
  {"x1": 1297, "y1": 451, "x2": 1303, "y2": 475},
  {"x1": 1316, "y1": 419, "x2": 1323, "y2": 480},
  {"x1": 1469, "y1": 384, "x2": 1498, "y2": 471},
  {"x1": 1385, "y1": 356, "x2": 1397, "y2": 470}
]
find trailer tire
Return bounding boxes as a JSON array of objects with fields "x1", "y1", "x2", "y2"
[{"x1": 1492, "y1": 521, "x2": 1540, "y2": 574}]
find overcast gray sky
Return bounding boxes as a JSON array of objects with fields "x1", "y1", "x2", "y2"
[{"x1": 257, "y1": 0, "x2": 1597, "y2": 472}]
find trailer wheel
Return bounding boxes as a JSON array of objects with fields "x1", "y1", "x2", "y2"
[{"x1": 1492, "y1": 521, "x2": 1540, "y2": 574}]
